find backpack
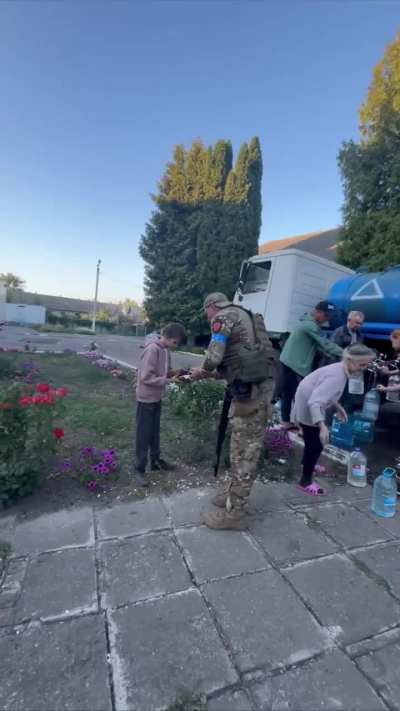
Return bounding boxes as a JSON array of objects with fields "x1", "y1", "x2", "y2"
[{"x1": 236, "y1": 308, "x2": 276, "y2": 383}]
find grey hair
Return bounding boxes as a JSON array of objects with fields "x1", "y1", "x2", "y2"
[
  {"x1": 347, "y1": 310, "x2": 364, "y2": 320},
  {"x1": 343, "y1": 344, "x2": 375, "y2": 361}
]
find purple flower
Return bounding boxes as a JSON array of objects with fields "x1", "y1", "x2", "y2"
[
  {"x1": 98, "y1": 463, "x2": 110, "y2": 475},
  {"x1": 87, "y1": 480, "x2": 97, "y2": 491},
  {"x1": 109, "y1": 461, "x2": 118, "y2": 471},
  {"x1": 62, "y1": 459, "x2": 72, "y2": 471},
  {"x1": 82, "y1": 446, "x2": 95, "y2": 457},
  {"x1": 92, "y1": 464, "x2": 101, "y2": 474}
]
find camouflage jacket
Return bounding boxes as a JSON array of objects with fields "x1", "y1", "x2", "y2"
[{"x1": 202, "y1": 305, "x2": 259, "y2": 384}]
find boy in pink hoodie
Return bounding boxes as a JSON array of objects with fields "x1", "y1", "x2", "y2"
[{"x1": 135, "y1": 322, "x2": 187, "y2": 486}]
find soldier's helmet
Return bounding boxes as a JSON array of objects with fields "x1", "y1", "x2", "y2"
[{"x1": 203, "y1": 293, "x2": 231, "y2": 310}]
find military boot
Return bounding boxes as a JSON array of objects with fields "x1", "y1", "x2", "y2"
[
  {"x1": 211, "y1": 486, "x2": 229, "y2": 508},
  {"x1": 203, "y1": 508, "x2": 246, "y2": 531}
]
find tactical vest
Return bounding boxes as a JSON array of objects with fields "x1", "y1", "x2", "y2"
[{"x1": 218, "y1": 305, "x2": 275, "y2": 384}]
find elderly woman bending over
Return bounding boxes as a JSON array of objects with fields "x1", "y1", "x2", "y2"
[{"x1": 292, "y1": 344, "x2": 375, "y2": 496}]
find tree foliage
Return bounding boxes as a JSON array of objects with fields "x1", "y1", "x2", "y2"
[
  {"x1": 360, "y1": 32, "x2": 400, "y2": 141},
  {"x1": 140, "y1": 138, "x2": 262, "y2": 332},
  {"x1": 338, "y1": 33, "x2": 400, "y2": 270},
  {"x1": 0, "y1": 273, "x2": 25, "y2": 289}
]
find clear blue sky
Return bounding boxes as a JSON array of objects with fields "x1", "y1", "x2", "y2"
[{"x1": 1, "y1": 1, "x2": 399, "y2": 303}]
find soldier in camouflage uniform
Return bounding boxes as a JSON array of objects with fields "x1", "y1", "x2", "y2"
[{"x1": 191, "y1": 293, "x2": 276, "y2": 530}]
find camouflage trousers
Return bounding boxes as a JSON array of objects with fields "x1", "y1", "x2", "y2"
[{"x1": 226, "y1": 379, "x2": 272, "y2": 512}]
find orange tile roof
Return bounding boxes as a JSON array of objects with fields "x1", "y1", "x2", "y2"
[{"x1": 259, "y1": 229, "x2": 338, "y2": 255}]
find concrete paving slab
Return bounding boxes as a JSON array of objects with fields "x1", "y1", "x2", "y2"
[
  {"x1": 249, "y1": 481, "x2": 294, "y2": 512},
  {"x1": 12, "y1": 507, "x2": 94, "y2": 556},
  {"x1": 251, "y1": 649, "x2": 386, "y2": 711},
  {"x1": 0, "y1": 607, "x2": 15, "y2": 627},
  {"x1": 354, "y1": 500, "x2": 400, "y2": 539},
  {"x1": 346, "y1": 626, "x2": 400, "y2": 659},
  {"x1": 208, "y1": 689, "x2": 253, "y2": 710},
  {"x1": 284, "y1": 554, "x2": 400, "y2": 645},
  {"x1": 96, "y1": 498, "x2": 169, "y2": 539},
  {"x1": 0, "y1": 615, "x2": 112, "y2": 711},
  {"x1": 99, "y1": 532, "x2": 192, "y2": 607},
  {"x1": 176, "y1": 526, "x2": 268, "y2": 583},
  {"x1": 163, "y1": 488, "x2": 215, "y2": 526},
  {"x1": 203, "y1": 570, "x2": 330, "y2": 673},
  {"x1": 15, "y1": 547, "x2": 97, "y2": 622},
  {"x1": 356, "y1": 641, "x2": 400, "y2": 709},
  {"x1": 108, "y1": 588, "x2": 238, "y2": 711},
  {"x1": 352, "y1": 541, "x2": 400, "y2": 599},
  {"x1": 329, "y1": 482, "x2": 372, "y2": 505},
  {"x1": 249, "y1": 510, "x2": 337, "y2": 566},
  {"x1": 304, "y1": 503, "x2": 392, "y2": 549}
]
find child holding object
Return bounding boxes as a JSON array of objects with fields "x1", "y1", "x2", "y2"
[
  {"x1": 135, "y1": 322, "x2": 187, "y2": 486},
  {"x1": 292, "y1": 344, "x2": 375, "y2": 496}
]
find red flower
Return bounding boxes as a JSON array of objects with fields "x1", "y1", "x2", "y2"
[
  {"x1": 56, "y1": 387, "x2": 68, "y2": 398},
  {"x1": 19, "y1": 396, "x2": 33, "y2": 407},
  {"x1": 0, "y1": 402, "x2": 12, "y2": 410},
  {"x1": 31, "y1": 396, "x2": 42, "y2": 405},
  {"x1": 53, "y1": 428, "x2": 65, "y2": 440},
  {"x1": 36, "y1": 383, "x2": 50, "y2": 394}
]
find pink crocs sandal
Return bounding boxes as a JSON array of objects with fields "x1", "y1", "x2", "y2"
[{"x1": 297, "y1": 482, "x2": 325, "y2": 496}]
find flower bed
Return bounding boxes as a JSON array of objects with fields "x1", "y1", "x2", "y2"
[
  {"x1": 80, "y1": 349, "x2": 132, "y2": 380},
  {"x1": 0, "y1": 381, "x2": 68, "y2": 504}
]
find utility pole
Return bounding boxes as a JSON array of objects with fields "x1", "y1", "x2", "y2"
[{"x1": 91, "y1": 259, "x2": 101, "y2": 333}]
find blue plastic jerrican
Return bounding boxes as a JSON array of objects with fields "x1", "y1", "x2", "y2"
[
  {"x1": 361, "y1": 389, "x2": 381, "y2": 423},
  {"x1": 330, "y1": 415, "x2": 354, "y2": 449},
  {"x1": 330, "y1": 413, "x2": 375, "y2": 449},
  {"x1": 371, "y1": 468, "x2": 397, "y2": 518},
  {"x1": 352, "y1": 415, "x2": 375, "y2": 445}
]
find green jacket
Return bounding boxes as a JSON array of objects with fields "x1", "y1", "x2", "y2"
[{"x1": 280, "y1": 314, "x2": 343, "y2": 377}]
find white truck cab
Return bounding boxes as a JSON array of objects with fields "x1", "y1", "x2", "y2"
[{"x1": 234, "y1": 248, "x2": 353, "y2": 343}]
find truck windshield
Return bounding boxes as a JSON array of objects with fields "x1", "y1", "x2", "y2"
[{"x1": 240, "y1": 261, "x2": 271, "y2": 294}]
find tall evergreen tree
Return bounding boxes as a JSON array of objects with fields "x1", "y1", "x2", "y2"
[
  {"x1": 204, "y1": 141, "x2": 233, "y2": 199},
  {"x1": 140, "y1": 137, "x2": 263, "y2": 333},
  {"x1": 156, "y1": 145, "x2": 188, "y2": 204},
  {"x1": 247, "y1": 136, "x2": 263, "y2": 238}
]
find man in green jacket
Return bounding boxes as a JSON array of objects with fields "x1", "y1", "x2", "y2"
[{"x1": 279, "y1": 301, "x2": 343, "y2": 429}]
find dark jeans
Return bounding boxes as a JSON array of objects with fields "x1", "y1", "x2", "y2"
[
  {"x1": 300, "y1": 423, "x2": 323, "y2": 487},
  {"x1": 280, "y1": 364, "x2": 302, "y2": 423},
  {"x1": 136, "y1": 401, "x2": 161, "y2": 471}
]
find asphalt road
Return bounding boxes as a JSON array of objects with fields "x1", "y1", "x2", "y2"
[{"x1": 0, "y1": 326, "x2": 203, "y2": 370}]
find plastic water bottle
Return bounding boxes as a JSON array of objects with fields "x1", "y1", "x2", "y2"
[
  {"x1": 386, "y1": 374, "x2": 400, "y2": 402},
  {"x1": 371, "y1": 468, "x2": 397, "y2": 518},
  {"x1": 347, "y1": 448, "x2": 367, "y2": 487},
  {"x1": 348, "y1": 374, "x2": 364, "y2": 395},
  {"x1": 361, "y1": 388, "x2": 380, "y2": 422}
]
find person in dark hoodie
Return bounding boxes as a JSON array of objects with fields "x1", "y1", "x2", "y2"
[
  {"x1": 135, "y1": 322, "x2": 187, "y2": 486},
  {"x1": 279, "y1": 301, "x2": 343, "y2": 429}
]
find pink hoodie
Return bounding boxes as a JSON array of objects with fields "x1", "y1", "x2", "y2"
[{"x1": 136, "y1": 337, "x2": 171, "y2": 403}]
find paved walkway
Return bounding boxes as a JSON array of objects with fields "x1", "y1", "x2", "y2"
[{"x1": 0, "y1": 478, "x2": 399, "y2": 711}]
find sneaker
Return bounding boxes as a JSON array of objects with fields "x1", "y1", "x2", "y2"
[
  {"x1": 151, "y1": 459, "x2": 176, "y2": 471},
  {"x1": 135, "y1": 470, "x2": 149, "y2": 487}
]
